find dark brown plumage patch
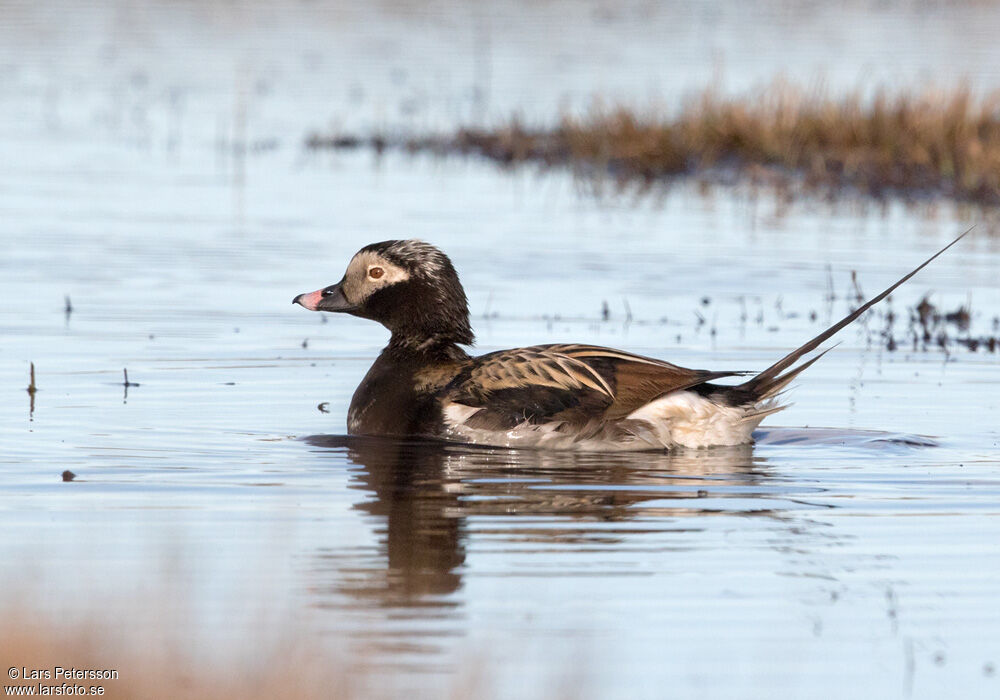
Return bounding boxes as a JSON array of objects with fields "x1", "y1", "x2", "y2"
[
  {"x1": 441, "y1": 344, "x2": 748, "y2": 431},
  {"x1": 459, "y1": 386, "x2": 607, "y2": 431}
]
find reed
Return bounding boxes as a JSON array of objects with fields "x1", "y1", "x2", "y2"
[
  {"x1": 0, "y1": 611, "x2": 485, "y2": 700},
  {"x1": 309, "y1": 82, "x2": 1000, "y2": 205}
]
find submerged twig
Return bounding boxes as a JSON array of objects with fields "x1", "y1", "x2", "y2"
[
  {"x1": 122, "y1": 368, "x2": 139, "y2": 403},
  {"x1": 27, "y1": 362, "x2": 37, "y2": 418},
  {"x1": 850, "y1": 270, "x2": 865, "y2": 305},
  {"x1": 123, "y1": 368, "x2": 139, "y2": 387}
]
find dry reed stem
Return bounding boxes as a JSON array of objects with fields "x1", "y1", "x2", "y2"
[{"x1": 309, "y1": 83, "x2": 1000, "y2": 205}]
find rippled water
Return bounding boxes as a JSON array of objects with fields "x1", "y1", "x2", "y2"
[{"x1": 2, "y1": 2, "x2": 1000, "y2": 698}]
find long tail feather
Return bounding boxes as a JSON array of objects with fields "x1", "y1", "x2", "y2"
[
  {"x1": 753, "y1": 346, "x2": 834, "y2": 400},
  {"x1": 740, "y1": 226, "x2": 973, "y2": 400}
]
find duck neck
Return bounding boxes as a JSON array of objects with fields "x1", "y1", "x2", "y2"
[{"x1": 385, "y1": 331, "x2": 471, "y2": 362}]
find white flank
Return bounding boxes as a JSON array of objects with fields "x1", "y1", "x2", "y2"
[
  {"x1": 440, "y1": 392, "x2": 781, "y2": 452},
  {"x1": 623, "y1": 392, "x2": 773, "y2": 448}
]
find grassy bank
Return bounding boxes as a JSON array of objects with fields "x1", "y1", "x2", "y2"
[
  {"x1": 0, "y1": 611, "x2": 490, "y2": 700},
  {"x1": 307, "y1": 83, "x2": 1000, "y2": 205},
  {"x1": 0, "y1": 614, "x2": 349, "y2": 699}
]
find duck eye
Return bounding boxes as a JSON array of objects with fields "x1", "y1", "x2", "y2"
[{"x1": 368, "y1": 266, "x2": 385, "y2": 280}]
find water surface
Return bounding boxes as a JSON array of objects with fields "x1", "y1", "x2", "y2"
[{"x1": 2, "y1": 2, "x2": 1000, "y2": 699}]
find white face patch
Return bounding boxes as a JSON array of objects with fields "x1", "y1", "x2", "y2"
[{"x1": 341, "y1": 251, "x2": 410, "y2": 304}]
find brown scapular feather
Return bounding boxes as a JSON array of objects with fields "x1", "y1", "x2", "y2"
[{"x1": 531, "y1": 344, "x2": 750, "y2": 419}]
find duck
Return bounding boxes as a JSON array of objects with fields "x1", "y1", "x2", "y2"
[{"x1": 293, "y1": 232, "x2": 969, "y2": 451}]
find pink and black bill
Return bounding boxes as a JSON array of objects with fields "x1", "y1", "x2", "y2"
[{"x1": 292, "y1": 282, "x2": 356, "y2": 312}]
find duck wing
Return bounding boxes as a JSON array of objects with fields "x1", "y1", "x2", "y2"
[
  {"x1": 540, "y1": 344, "x2": 749, "y2": 420},
  {"x1": 440, "y1": 344, "x2": 747, "y2": 432}
]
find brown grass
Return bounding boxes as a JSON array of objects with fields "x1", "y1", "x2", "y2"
[
  {"x1": 1, "y1": 614, "x2": 354, "y2": 699},
  {"x1": 307, "y1": 82, "x2": 1000, "y2": 205},
  {"x1": 0, "y1": 609, "x2": 492, "y2": 700}
]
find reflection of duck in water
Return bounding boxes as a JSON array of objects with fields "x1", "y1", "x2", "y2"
[
  {"x1": 304, "y1": 427, "x2": 933, "y2": 612},
  {"x1": 305, "y1": 435, "x2": 777, "y2": 605},
  {"x1": 294, "y1": 233, "x2": 966, "y2": 450},
  {"x1": 308, "y1": 436, "x2": 467, "y2": 602}
]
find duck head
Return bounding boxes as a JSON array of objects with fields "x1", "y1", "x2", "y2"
[{"x1": 293, "y1": 239, "x2": 474, "y2": 348}]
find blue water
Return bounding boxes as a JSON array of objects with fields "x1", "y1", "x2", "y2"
[{"x1": 2, "y1": 2, "x2": 1000, "y2": 698}]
